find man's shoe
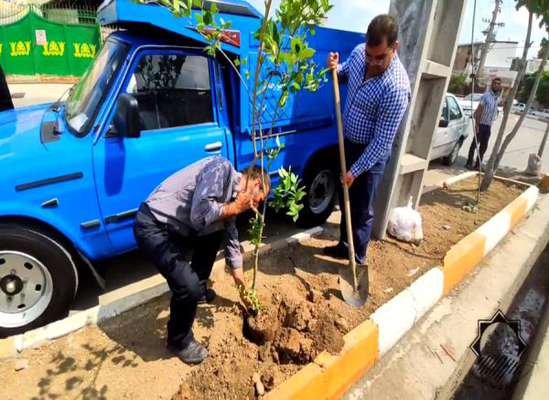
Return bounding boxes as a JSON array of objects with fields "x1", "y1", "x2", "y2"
[
  {"x1": 323, "y1": 243, "x2": 348, "y2": 260},
  {"x1": 168, "y1": 339, "x2": 208, "y2": 365},
  {"x1": 465, "y1": 163, "x2": 475, "y2": 171},
  {"x1": 198, "y1": 288, "x2": 216, "y2": 304}
]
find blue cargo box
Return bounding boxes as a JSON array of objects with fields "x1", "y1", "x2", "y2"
[{"x1": 97, "y1": 0, "x2": 363, "y2": 135}]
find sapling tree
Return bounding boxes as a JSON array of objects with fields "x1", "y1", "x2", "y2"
[{"x1": 138, "y1": 0, "x2": 333, "y2": 313}]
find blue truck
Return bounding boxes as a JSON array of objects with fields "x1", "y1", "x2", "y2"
[{"x1": 0, "y1": 0, "x2": 362, "y2": 335}]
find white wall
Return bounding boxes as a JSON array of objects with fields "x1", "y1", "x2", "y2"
[{"x1": 485, "y1": 42, "x2": 519, "y2": 69}]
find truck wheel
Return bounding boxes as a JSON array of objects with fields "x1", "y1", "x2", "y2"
[
  {"x1": 444, "y1": 138, "x2": 464, "y2": 166},
  {"x1": 0, "y1": 224, "x2": 78, "y2": 337},
  {"x1": 297, "y1": 162, "x2": 337, "y2": 228}
]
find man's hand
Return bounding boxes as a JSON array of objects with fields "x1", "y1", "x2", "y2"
[
  {"x1": 231, "y1": 267, "x2": 246, "y2": 289},
  {"x1": 327, "y1": 52, "x2": 339, "y2": 70},
  {"x1": 343, "y1": 171, "x2": 355, "y2": 188},
  {"x1": 475, "y1": 123, "x2": 480, "y2": 134},
  {"x1": 222, "y1": 191, "x2": 254, "y2": 218}
]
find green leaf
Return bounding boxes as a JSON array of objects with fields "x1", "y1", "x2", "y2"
[
  {"x1": 301, "y1": 47, "x2": 316, "y2": 59},
  {"x1": 203, "y1": 10, "x2": 212, "y2": 25}
]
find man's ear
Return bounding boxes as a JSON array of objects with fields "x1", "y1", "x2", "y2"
[{"x1": 393, "y1": 40, "x2": 400, "y2": 53}]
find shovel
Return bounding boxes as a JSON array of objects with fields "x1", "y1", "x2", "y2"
[{"x1": 331, "y1": 68, "x2": 369, "y2": 307}]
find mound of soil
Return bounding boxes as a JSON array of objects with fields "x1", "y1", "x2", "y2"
[
  {"x1": 245, "y1": 295, "x2": 344, "y2": 364},
  {"x1": 178, "y1": 292, "x2": 345, "y2": 400}
]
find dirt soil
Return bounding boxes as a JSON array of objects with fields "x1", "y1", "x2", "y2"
[{"x1": 0, "y1": 177, "x2": 523, "y2": 400}]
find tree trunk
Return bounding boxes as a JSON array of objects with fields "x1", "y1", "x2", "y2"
[
  {"x1": 480, "y1": 11, "x2": 534, "y2": 191},
  {"x1": 539, "y1": 122, "x2": 549, "y2": 159},
  {"x1": 493, "y1": 43, "x2": 549, "y2": 170}
]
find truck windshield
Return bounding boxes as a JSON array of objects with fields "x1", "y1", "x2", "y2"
[{"x1": 65, "y1": 40, "x2": 128, "y2": 136}]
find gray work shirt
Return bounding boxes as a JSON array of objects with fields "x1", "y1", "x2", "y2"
[{"x1": 145, "y1": 156, "x2": 243, "y2": 269}]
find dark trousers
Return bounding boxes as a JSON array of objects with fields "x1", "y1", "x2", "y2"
[
  {"x1": 133, "y1": 203, "x2": 223, "y2": 349},
  {"x1": 338, "y1": 140, "x2": 386, "y2": 264},
  {"x1": 467, "y1": 124, "x2": 492, "y2": 166}
]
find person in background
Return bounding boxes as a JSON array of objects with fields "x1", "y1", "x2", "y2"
[
  {"x1": 466, "y1": 77, "x2": 502, "y2": 170},
  {"x1": 134, "y1": 156, "x2": 269, "y2": 365},
  {"x1": 323, "y1": 15, "x2": 411, "y2": 265},
  {"x1": 0, "y1": 64, "x2": 14, "y2": 112}
]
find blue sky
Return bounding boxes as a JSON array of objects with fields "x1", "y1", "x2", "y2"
[{"x1": 247, "y1": 0, "x2": 547, "y2": 59}]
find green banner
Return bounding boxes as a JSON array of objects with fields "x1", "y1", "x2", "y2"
[{"x1": 0, "y1": 11, "x2": 100, "y2": 77}]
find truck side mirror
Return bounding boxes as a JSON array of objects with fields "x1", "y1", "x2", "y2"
[
  {"x1": 439, "y1": 118, "x2": 449, "y2": 128},
  {"x1": 113, "y1": 94, "x2": 140, "y2": 138}
]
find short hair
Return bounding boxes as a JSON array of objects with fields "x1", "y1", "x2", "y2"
[
  {"x1": 492, "y1": 77, "x2": 502, "y2": 82},
  {"x1": 366, "y1": 14, "x2": 399, "y2": 47},
  {"x1": 242, "y1": 165, "x2": 271, "y2": 192}
]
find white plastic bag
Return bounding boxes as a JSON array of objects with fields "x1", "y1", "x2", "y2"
[{"x1": 387, "y1": 197, "x2": 423, "y2": 244}]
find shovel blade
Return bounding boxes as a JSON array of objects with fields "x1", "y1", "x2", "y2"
[{"x1": 338, "y1": 265, "x2": 369, "y2": 307}]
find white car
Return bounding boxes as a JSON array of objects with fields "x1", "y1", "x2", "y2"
[
  {"x1": 431, "y1": 94, "x2": 472, "y2": 165},
  {"x1": 512, "y1": 102, "x2": 525, "y2": 113},
  {"x1": 457, "y1": 93, "x2": 483, "y2": 117}
]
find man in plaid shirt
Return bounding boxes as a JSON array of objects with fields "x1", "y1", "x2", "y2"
[{"x1": 324, "y1": 15, "x2": 411, "y2": 265}]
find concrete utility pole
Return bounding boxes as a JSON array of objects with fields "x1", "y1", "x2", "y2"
[{"x1": 477, "y1": 0, "x2": 504, "y2": 80}]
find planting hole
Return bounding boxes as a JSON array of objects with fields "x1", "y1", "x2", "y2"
[
  {"x1": 17, "y1": 304, "x2": 26, "y2": 309},
  {"x1": 0, "y1": 258, "x2": 5, "y2": 265},
  {"x1": 35, "y1": 284, "x2": 42, "y2": 291},
  {"x1": 24, "y1": 262, "x2": 33, "y2": 270}
]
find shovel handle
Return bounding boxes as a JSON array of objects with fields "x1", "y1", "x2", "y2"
[{"x1": 331, "y1": 68, "x2": 358, "y2": 291}]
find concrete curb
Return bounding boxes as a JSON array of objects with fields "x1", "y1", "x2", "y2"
[
  {"x1": 0, "y1": 226, "x2": 324, "y2": 359},
  {"x1": 266, "y1": 175, "x2": 539, "y2": 400}
]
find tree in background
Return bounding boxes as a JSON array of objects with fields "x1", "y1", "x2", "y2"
[
  {"x1": 517, "y1": 71, "x2": 549, "y2": 107},
  {"x1": 538, "y1": 37, "x2": 549, "y2": 58},
  {"x1": 480, "y1": 0, "x2": 549, "y2": 191},
  {"x1": 536, "y1": 71, "x2": 549, "y2": 107},
  {"x1": 448, "y1": 74, "x2": 468, "y2": 95}
]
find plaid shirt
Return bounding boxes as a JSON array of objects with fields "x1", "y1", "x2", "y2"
[{"x1": 338, "y1": 43, "x2": 411, "y2": 177}]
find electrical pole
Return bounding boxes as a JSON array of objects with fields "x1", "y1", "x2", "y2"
[{"x1": 477, "y1": 0, "x2": 504, "y2": 82}]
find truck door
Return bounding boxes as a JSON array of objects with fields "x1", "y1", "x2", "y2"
[{"x1": 93, "y1": 49, "x2": 228, "y2": 254}]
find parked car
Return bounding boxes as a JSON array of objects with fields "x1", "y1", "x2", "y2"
[
  {"x1": 457, "y1": 93, "x2": 483, "y2": 117},
  {"x1": 431, "y1": 94, "x2": 472, "y2": 165},
  {"x1": 0, "y1": 0, "x2": 364, "y2": 335},
  {"x1": 529, "y1": 108, "x2": 549, "y2": 120},
  {"x1": 512, "y1": 102, "x2": 525, "y2": 113}
]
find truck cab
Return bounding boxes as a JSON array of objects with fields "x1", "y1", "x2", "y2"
[{"x1": 0, "y1": 0, "x2": 362, "y2": 335}]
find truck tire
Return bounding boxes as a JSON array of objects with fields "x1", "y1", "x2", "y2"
[
  {"x1": 0, "y1": 224, "x2": 78, "y2": 337},
  {"x1": 297, "y1": 159, "x2": 337, "y2": 228}
]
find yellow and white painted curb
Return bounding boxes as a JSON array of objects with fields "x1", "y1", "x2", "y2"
[{"x1": 267, "y1": 175, "x2": 539, "y2": 399}]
